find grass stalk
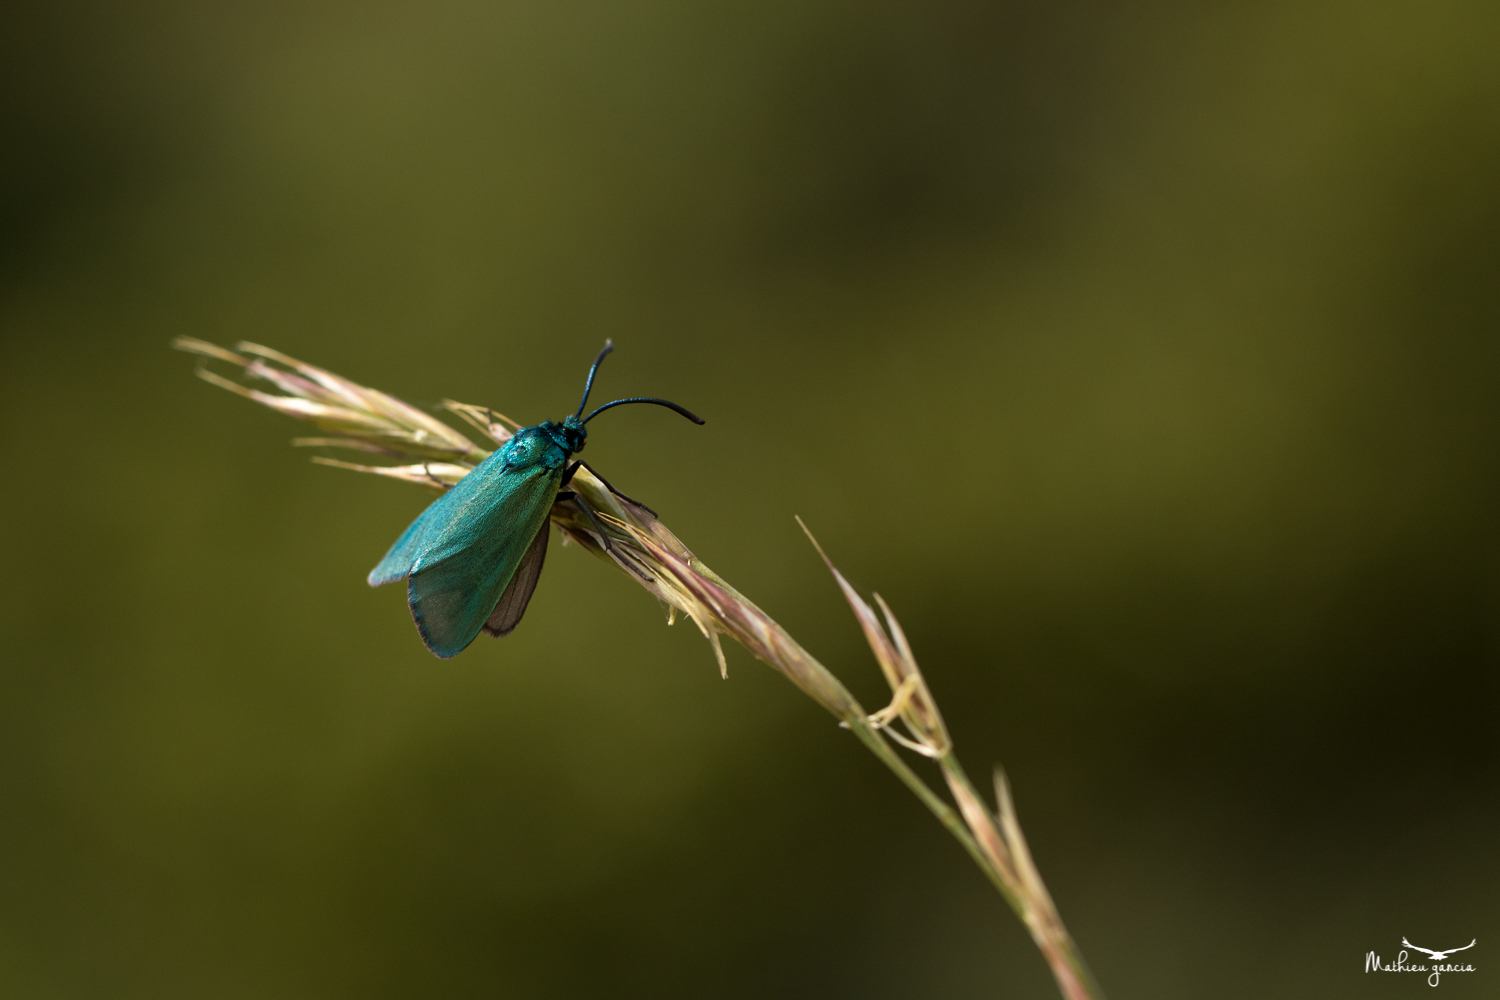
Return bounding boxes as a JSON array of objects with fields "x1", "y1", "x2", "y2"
[{"x1": 173, "y1": 337, "x2": 1106, "y2": 1000}]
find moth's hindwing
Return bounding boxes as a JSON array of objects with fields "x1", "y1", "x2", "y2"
[{"x1": 482, "y1": 521, "x2": 550, "y2": 638}]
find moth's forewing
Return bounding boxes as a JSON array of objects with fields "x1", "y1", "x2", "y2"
[{"x1": 365, "y1": 456, "x2": 505, "y2": 587}]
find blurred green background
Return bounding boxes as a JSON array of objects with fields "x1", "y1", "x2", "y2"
[{"x1": 1, "y1": 1, "x2": 1497, "y2": 997}]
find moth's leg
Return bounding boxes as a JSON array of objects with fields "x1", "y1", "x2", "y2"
[
  {"x1": 573, "y1": 460, "x2": 658, "y2": 517},
  {"x1": 560, "y1": 461, "x2": 582, "y2": 488},
  {"x1": 612, "y1": 549, "x2": 655, "y2": 585},
  {"x1": 558, "y1": 490, "x2": 655, "y2": 582},
  {"x1": 559, "y1": 491, "x2": 655, "y2": 583},
  {"x1": 422, "y1": 463, "x2": 452, "y2": 491},
  {"x1": 558, "y1": 490, "x2": 617, "y2": 554}
]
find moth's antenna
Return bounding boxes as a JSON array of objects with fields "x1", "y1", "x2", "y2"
[
  {"x1": 583, "y1": 397, "x2": 705, "y2": 425},
  {"x1": 575, "y1": 340, "x2": 615, "y2": 417}
]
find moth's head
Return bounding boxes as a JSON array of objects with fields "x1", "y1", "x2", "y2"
[{"x1": 542, "y1": 415, "x2": 587, "y2": 455}]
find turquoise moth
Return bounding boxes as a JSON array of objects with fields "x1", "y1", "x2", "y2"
[{"x1": 368, "y1": 342, "x2": 703, "y2": 657}]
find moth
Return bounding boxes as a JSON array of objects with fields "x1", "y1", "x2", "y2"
[{"x1": 368, "y1": 341, "x2": 703, "y2": 657}]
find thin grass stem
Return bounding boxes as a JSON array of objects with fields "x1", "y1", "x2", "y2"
[{"x1": 173, "y1": 338, "x2": 1106, "y2": 1000}]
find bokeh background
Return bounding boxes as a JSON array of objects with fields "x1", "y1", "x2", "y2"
[{"x1": 2, "y1": 1, "x2": 1497, "y2": 997}]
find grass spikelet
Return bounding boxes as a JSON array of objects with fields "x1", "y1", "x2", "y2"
[{"x1": 174, "y1": 339, "x2": 1106, "y2": 1000}]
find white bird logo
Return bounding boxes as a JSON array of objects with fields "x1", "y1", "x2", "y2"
[{"x1": 1402, "y1": 937, "x2": 1476, "y2": 961}]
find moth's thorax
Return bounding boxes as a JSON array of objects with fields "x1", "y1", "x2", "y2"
[{"x1": 503, "y1": 418, "x2": 585, "y2": 470}]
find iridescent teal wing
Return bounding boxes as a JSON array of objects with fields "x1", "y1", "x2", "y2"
[
  {"x1": 368, "y1": 442, "x2": 562, "y2": 658},
  {"x1": 406, "y1": 518, "x2": 552, "y2": 656}
]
